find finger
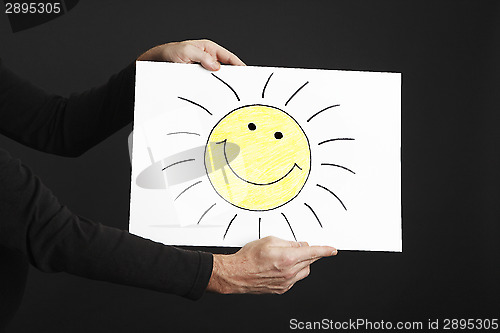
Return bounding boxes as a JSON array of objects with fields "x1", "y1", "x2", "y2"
[
  {"x1": 289, "y1": 245, "x2": 338, "y2": 263},
  {"x1": 289, "y1": 241, "x2": 309, "y2": 248},
  {"x1": 213, "y1": 46, "x2": 246, "y2": 66},
  {"x1": 179, "y1": 43, "x2": 220, "y2": 71},
  {"x1": 267, "y1": 236, "x2": 307, "y2": 248},
  {"x1": 269, "y1": 237, "x2": 335, "y2": 257},
  {"x1": 293, "y1": 256, "x2": 321, "y2": 272},
  {"x1": 292, "y1": 265, "x2": 311, "y2": 284},
  {"x1": 191, "y1": 40, "x2": 246, "y2": 66}
]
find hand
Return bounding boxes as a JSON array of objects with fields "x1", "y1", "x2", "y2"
[
  {"x1": 137, "y1": 39, "x2": 245, "y2": 71},
  {"x1": 207, "y1": 236, "x2": 337, "y2": 294}
]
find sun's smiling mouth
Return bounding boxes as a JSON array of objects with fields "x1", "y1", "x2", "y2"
[{"x1": 217, "y1": 139, "x2": 302, "y2": 186}]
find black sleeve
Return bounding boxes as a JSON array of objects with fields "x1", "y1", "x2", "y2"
[
  {"x1": 0, "y1": 59, "x2": 213, "y2": 299},
  {"x1": 0, "y1": 148, "x2": 213, "y2": 299},
  {"x1": 0, "y1": 58, "x2": 135, "y2": 157}
]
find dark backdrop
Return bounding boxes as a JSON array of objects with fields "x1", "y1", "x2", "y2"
[{"x1": 1, "y1": 1, "x2": 499, "y2": 332}]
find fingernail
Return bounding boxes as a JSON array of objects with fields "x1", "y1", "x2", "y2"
[
  {"x1": 211, "y1": 61, "x2": 220, "y2": 70},
  {"x1": 331, "y1": 249, "x2": 338, "y2": 255}
]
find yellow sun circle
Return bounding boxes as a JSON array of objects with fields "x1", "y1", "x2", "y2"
[{"x1": 204, "y1": 104, "x2": 311, "y2": 211}]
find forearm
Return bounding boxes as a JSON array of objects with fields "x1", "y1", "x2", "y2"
[
  {"x1": 0, "y1": 59, "x2": 135, "y2": 156},
  {"x1": 0, "y1": 149, "x2": 212, "y2": 299},
  {"x1": 40, "y1": 212, "x2": 213, "y2": 299}
]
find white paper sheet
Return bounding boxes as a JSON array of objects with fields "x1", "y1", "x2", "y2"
[{"x1": 129, "y1": 61, "x2": 401, "y2": 251}]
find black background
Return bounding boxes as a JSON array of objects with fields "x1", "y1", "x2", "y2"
[{"x1": 1, "y1": 1, "x2": 499, "y2": 332}]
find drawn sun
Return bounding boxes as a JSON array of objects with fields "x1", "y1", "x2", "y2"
[
  {"x1": 169, "y1": 71, "x2": 354, "y2": 241},
  {"x1": 205, "y1": 104, "x2": 311, "y2": 211}
]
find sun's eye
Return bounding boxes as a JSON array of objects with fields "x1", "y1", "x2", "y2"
[
  {"x1": 248, "y1": 123, "x2": 256, "y2": 131},
  {"x1": 274, "y1": 131, "x2": 283, "y2": 139}
]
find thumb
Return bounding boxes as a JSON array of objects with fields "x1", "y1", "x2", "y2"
[{"x1": 198, "y1": 52, "x2": 220, "y2": 71}]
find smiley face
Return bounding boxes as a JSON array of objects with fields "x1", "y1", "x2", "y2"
[{"x1": 204, "y1": 104, "x2": 311, "y2": 210}]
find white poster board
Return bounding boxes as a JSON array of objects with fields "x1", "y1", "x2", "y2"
[{"x1": 129, "y1": 61, "x2": 401, "y2": 251}]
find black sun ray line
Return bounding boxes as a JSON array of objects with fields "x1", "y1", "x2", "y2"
[
  {"x1": 285, "y1": 81, "x2": 309, "y2": 106},
  {"x1": 318, "y1": 138, "x2": 355, "y2": 146},
  {"x1": 281, "y1": 212, "x2": 297, "y2": 241},
  {"x1": 223, "y1": 214, "x2": 238, "y2": 240},
  {"x1": 307, "y1": 104, "x2": 340, "y2": 122},
  {"x1": 316, "y1": 184, "x2": 347, "y2": 211},
  {"x1": 197, "y1": 203, "x2": 216, "y2": 225},
  {"x1": 177, "y1": 96, "x2": 213, "y2": 115},
  {"x1": 258, "y1": 217, "x2": 261, "y2": 239},
  {"x1": 321, "y1": 163, "x2": 356, "y2": 175},
  {"x1": 166, "y1": 131, "x2": 201, "y2": 136},
  {"x1": 211, "y1": 73, "x2": 240, "y2": 101},
  {"x1": 162, "y1": 158, "x2": 195, "y2": 171},
  {"x1": 262, "y1": 72, "x2": 274, "y2": 98},
  {"x1": 174, "y1": 180, "x2": 203, "y2": 201},
  {"x1": 304, "y1": 202, "x2": 323, "y2": 228}
]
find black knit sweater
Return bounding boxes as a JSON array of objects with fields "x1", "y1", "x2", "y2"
[{"x1": 0, "y1": 59, "x2": 213, "y2": 331}]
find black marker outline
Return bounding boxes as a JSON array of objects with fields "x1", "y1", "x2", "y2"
[
  {"x1": 175, "y1": 180, "x2": 203, "y2": 201},
  {"x1": 258, "y1": 217, "x2": 262, "y2": 239},
  {"x1": 223, "y1": 214, "x2": 238, "y2": 240},
  {"x1": 262, "y1": 72, "x2": 274, "y2": 98},
  {"x1": 212, "y1": 73, "x2": 240, "y2": 101},
  {"x1": 316, "y1": 184, "x2": 347, "y2": 211},
  {"x1": 217, "y1": 139, "x2": 302, "y2": 186},
  {"x1": 285, "y1": 81, "x2": 309, "y2": 106},
  {"x1": 178, "y1": 96, "x2": 212, "y2": 115},
  {"x1": 281, "y1": 212, "x2": 297, "y2": 241},
  {"x1": 306, "y1": 104, "x2": 340, "y2": 122},
  {"x1": 304, "y1": 202, "x2": 323, "y2": 228},
  {"x1": 197, "y1": 203, "x2": 216, "y2": 225},
  {"x1": 162, "y1": 158, "x2": 195, "y2": 171},
  {"x1": 318, "y1": 138, "x2": 355, "y2": 146},
  {"x1": 321, "y1": 163, "x2": 356, "y2": 175},
  {"x1": 167, "y1": 131, "x2": 201, "y2": 136}
]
